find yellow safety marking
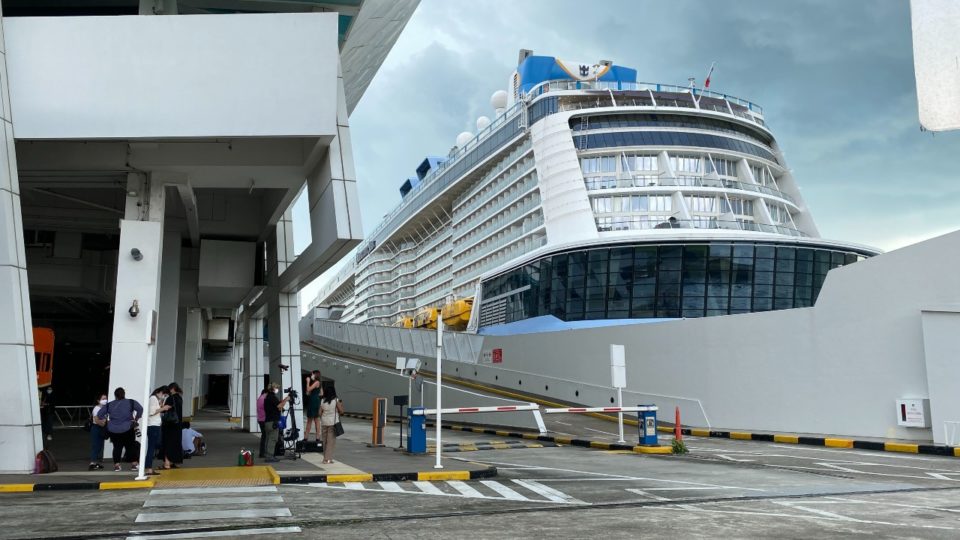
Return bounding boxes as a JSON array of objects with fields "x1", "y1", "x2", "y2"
[
  {"x1": 451, "y1": 426, "x2": 464, "y2": 431},
  {"x1": 690, "y1": 428, "x2": 711, "y2": 437},
  {"x1": 590, "y1": 441, "x2": 612, "y2": 450},
  {"x1": 825, "y1": 438, "x2": 853, "y2": 448},
  {"x1": 471, "y1": 428, "x2": 486, "y2": 434},
  {"x1": 656, "y1": 426, "x2": 673, "y2": 433},
  {"x1": 954, "y1": 448, "x2": 960, "y2": 458},
  {"x1": 326, "y1": 474, "x2": 373, "y2": 483},
  {"x1": 100, "y1": 480, "x2": 154, "y2": 490},
  {"x1": 885, "y1": 442, "x2": 919, "y2": 454},
  {"x1": 266, "y1": 467, "x2": 281, "y2": 485},
  {"x1": 633, "y1": 446, "x2": 673, "y2": 454},
  {"x1": 418, "y1": 470, "x2": 470, "y2": 481},
  {"x1": 603, "y1": 450, "x2": 634, "y2": 455},
  {"x1": 774, "y1": 434, "x2": 799, "y2": 444},
  {"x1": 553, "y1": 437, "x2": 572, "y2": 445},
  {"x1": 0, "y1": 484, "x2": 34, "y2": 493},
  {"x1": 527, "y1": 444, "x2": 544, "y2": 448},
  {"x1": 495, "y1": 431, "x2": 511, "y2": 437},
  {"x1": 488, "y1": 443, "x2": 511, "y2": 449},
  {"x1": 228, "y1": 417, "x2": 242, "y2": 424},
  {"x1": 153, "y1": 466, "x2": 274, "y2": 487},
  {"x1": 730, "y1": 432, "x2": 752, "y2": 440},
  {"x1": 521, "y1": 433, "x2": 540, "y2": 440}
]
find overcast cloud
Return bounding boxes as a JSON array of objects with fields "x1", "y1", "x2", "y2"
[{"x1": 297, "y1": 0, "x2": 959, "y2": 310}]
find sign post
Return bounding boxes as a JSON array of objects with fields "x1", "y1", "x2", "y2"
[
  {"x1": 610, "y1": 344, "x2": 626, "y2": 444},
  {"x1": 434, "y1": 317, "x2": 444, "y2": 469}
]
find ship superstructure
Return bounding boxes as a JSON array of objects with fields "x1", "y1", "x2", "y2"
[{"x1": 310, "y1": 50, "x2": 877, "y2": 331}]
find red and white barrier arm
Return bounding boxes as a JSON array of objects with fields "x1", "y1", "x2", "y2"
[
  {"x1": 543, "y1": 405, "x2": 658, "y2": 414},
  {"x1": 413, "y1": 403, "x2": 541, "y2": 416}
]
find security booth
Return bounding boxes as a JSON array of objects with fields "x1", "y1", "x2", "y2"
[
  {"x1": 407, "y1": 407, "x2": 426, "y2": 454},
  {"x1": 637, "y1": 405, "x2": 659, "y2": 446}
]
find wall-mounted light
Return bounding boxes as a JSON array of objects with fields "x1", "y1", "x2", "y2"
[
  {"x1": 131, "y1": 248, "x2": 143, "y2": 261},
  {"x1": 129, "y1": 300, "x2": 140, "y2": 318}
]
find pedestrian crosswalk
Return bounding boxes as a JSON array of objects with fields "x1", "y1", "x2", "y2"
[
  {"x1": 127, "y1": 486, "x2": 300, "y2": 539},
  {"x1": 308, "y1": 479, "x2": 586, "y2": 504}
]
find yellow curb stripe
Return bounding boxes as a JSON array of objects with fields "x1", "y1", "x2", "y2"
[
  {"x1": 266, "y1": 467, "x2": 281, "y2": 485},
  {"x1": 326, "y1": 474, "x2": 373, "y2": 483},
  {"x1": 228, "y1": 417, "x2": 242, "y2": 424},
  {"x1": 495, "y1": 431, "x2": 511, "y2": 437},
  {"x1": 825, "y1": 438, "x2": 853, "y2": 448},
  {"x1": 954, "y1": 448, "x2": 960, "y2": 457},
  {"x1": 590, "y1": 441, "x2": 612, "y2": 449},
  {"x1": 553, "y1": 437, "x2": 572, "y2": 444},
  {"x1": 774, "y1": 434, "x2": 799, "y2": 444},
  {"x1": 730, "y1": 432, "x2": 752, "y2": 440},
  {"x1": 521, "y1": 433, "x2": 540, "y2": 440},
  {"x1": 885, "y1": 442, "x2": 919, "y2": 454},
  {"x1": 417, "y1": 471, "x2": 470, "y2": 481},
  {"x1": 656, "y1": 426, "x2": 673, "y2": 433},
  {"x1": 633, "y1": 446, "x2": 673, "y2": 454},
  {"x1": 100, "y1": 480, "x2": 153, "y2": 490},
  {"x1": 690, "y1": 428, "x2": 710, "y2": 437},
  {"x1": 471, "y1": 428, "x2": 486, "y2": 434},
  {"x1": 0, "y1": 484, "x2": 34, "y2": 493}
]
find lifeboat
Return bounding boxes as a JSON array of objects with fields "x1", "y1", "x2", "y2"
[
  {"x1": 413, "y1": 307, "x2": 440, "y2": 329},
  {"x1": 441, "y1": 297, "x2": 474, "y2": 330}
]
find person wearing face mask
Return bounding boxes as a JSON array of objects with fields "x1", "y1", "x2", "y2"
[
  {"x1": 88, "y1": 393, "x2": 108, "y2": 470},
  {"x1": 145, "y1": 386, "x2": 171, "y2": 475},
  {"x1": 304, "y1": 371, "x2": 321, "y2": 442},
  {"x1": 262, "y1": 383, "x2": 290, "y2": 462}
]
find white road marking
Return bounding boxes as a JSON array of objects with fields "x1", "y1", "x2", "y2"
[
  {"x1": 626, "y1": 488, "x2": 670, "y2": 501},
  {"x1": 715, "y1": 454, "x2": 755, "y2": 463},
  {"x1": 143, "y1": 495, "x2": 284, "y2": 507},
  {"x1": 378, "y1": 481, "x2": 405, "y2": 493},
  {"x1": 669, "y1": 502, "x2": 958, "y2": 531},
  {"x1": 413, "y1": 481, "x2": 446, "y2": 495},
  {"x1": 343, "y1": 482, "x2": 365, "y2": 489},
  {"x1": 583, "y1": 427, "x2": 618, "y2": 437},
  {"x1": 148, "y1": 487, "x2": 277, "y2": 495},
  {"x1": 126, "y1": 526, "x2": 302, "y2": 539},
  {"x1": 480, "y1": 480, "x2": 527, "y2": 501},
  {"x1": 772, "y1": 501, "x2": 860, "y2": 521},
  {"x1": 135, "y1": 508, "x2": 292, "y2": 523},
  {"x1": 447, "y1": 480, "x2": 484, "y2": 498},
  {"x1": 645, "y1": 486, "x2": 749, "y2": 491},
  {"x1": 512, "y1": 479, "x2": 586, "y2": 504}
]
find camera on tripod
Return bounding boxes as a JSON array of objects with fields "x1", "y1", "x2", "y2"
[{"x1": 284, "y1": 387, "x2": 298, "y2": 400}]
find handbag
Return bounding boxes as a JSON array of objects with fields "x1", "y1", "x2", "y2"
[
  {"x1": 333, "y1": 409, "x2": 344, "y2": 437},
  {"x1": 161, "y1": 408, "x2": 179, "y2": 424}
]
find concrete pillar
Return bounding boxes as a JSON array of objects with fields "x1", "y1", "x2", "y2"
[
  {"x1": 173, "y1": 307, "x2": 187, "y2": 384},
  {"x1": 0, "y1": 6, "x2": 44, "y2": 472},
  {"x1": 229, "y1": 317, "x2": 243, "y2": 422},
  {"x1": 107, "y1": 176, "x2": 165, "y2": 409},
  {"x1": 181, "y1": 309, "x2": 202, "y2": 418},
  {"x1": 154, "y1": 230, "x2": 182, "y2": 386},
  {"x1": 267, "y1": 212, "x2": 303, "y2": 439},
  {"x1": 243, "y1": 317, "x2": 265, "y2": 432}
]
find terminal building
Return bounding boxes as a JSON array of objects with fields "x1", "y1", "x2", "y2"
[{"x1": 0, "y1": 0, "x2": 418, "y2": 473}]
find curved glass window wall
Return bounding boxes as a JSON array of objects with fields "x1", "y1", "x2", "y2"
[
  {"x1": 571, "y1": 114, "x2": 773, "y2": 146},
  {"x1": 578, "y1": 131, "x2": 779, "y2": 163},
  {"x1": 478, "y1": 242, "x2": 867, "y2": 327}
]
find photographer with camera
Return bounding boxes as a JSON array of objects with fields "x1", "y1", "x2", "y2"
[{"x1": 262, "y1": 382, "x2": 291, "y2": 463}]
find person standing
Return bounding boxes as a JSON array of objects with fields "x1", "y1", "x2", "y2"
[
  {"x1": 257, "y1": 387, "x2": 268, "y2": 458},
  {"x1": 319, "y1": 382, "x2": 344, "y2": 465},
  {"x1": 304, "y1": 371, "x2": 321, "y2": 442},
  {"x1": 88, "y1": 393, "x2": 108, "y2": 470},
  {"x1": 145, "y1": 386, "x2": 170, "y2": 475},
  {"x1": 161, "y1": 382, "x2": 184, "y2": 469},
  {"x1": 262, "y1": 383, "x2": 290, "y2": 463},
  {"x1": 97, "y1": 387, "x2": 143, "y2": 471}
]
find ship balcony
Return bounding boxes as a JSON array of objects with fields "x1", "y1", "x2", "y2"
[
  {"x1": 594, "y1": 215, "x2": 808, "y2": 237},
  {"x1": 583, "y1": 175, "x2": 798, "y2": 208}
]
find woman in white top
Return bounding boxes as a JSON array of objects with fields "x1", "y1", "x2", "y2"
[
  {"x1": 88, "y1": 393, "x2": 108, "y2": 470},
  {"x1": 319, "y1": 382, "x2": 344, "y2": 464},
  {"x1": 145, "y1": 386, "x2": 171, "y2": 475}
]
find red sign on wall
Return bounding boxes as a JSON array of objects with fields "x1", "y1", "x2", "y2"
[{"x1": 492, "y1": 348, "x2": 502, "y2": 364}]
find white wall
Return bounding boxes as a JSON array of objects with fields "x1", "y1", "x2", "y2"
[{"x1": 5, "y1": 13, "x2": 338, "y2": 139}]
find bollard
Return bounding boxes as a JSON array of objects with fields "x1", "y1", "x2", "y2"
[
  {"x1": 675, "y1": 406, "x2": 683, "y2": 442},
  {"x1": 407, "y1": 407, "x2": 426, "y2": 454},
  {"x1": 637, "y1": 405, "x2": 658, "y2": 446},
  {"x1": 370, "y1": 397, "x2": 387, "y2": 447}
]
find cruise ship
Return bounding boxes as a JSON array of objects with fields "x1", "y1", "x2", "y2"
[{"x1": 310, "y1": 50, "x2": 878, "y2": 334}]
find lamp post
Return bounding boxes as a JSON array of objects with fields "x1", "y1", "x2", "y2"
[{"x1": 434, "y1": 312, "x2": 444, "y2": 469}]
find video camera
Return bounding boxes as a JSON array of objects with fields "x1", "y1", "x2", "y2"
[{"x1": 284, "y1": 387, "x2": 298, "y2": 400}]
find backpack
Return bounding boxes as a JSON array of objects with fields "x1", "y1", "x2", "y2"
[{"x1": 34, "y1": 449, "x2": 58, "y2": 474}]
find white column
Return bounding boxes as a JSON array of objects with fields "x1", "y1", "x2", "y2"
[
  {"x1": 243, "y1": 317, "x2": 265, "y2": 432},
  {"x1": 0, "y1": 6, "x2": 44, "y2": 472},
  {"x1": 267, "y1": 212, "x2": 303, "y2": 439},
  {"x1": 181, "y1": 309, "x2": 202, "y2": 418},
  {"x1": 229, "y1": 317, "x2": 243, "y2": 422},
  {"x1": 154, "y1": 230, "x2": 181, "y2": 386}
]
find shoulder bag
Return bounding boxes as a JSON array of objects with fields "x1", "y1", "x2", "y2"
[{"x1": 333, "y1": 407, "x2": 344, "y2": 437}]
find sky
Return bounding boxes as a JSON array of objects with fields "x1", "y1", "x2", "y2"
[{"x1": 296, "y1": 0, "x2": 960, "y2": 312}]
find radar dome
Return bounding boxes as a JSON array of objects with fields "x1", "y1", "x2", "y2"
[
  {"x1": 476, "y1": 116, "x2": 491, "y2": 131},
  {"x1": 455, "y1": 131, "x2": 473, "y2": 148},
  {"x1": 490, "y1": 90, "x2": 508, "y2": 110}
]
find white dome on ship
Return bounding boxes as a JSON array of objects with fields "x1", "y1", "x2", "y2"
[
  {"x1": 490, "y1": 90, "x2": 508, "y2": 110},
  {"x1": 455, "y1": 131, "x2": 473, "y2": 148},
  {"x1": 476, "y1": 116, "x2": 491, "y2": 131}
]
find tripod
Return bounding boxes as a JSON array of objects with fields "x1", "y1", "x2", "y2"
[{"x1": 281, "y1": 394, "x2": 301, "y2": 460}]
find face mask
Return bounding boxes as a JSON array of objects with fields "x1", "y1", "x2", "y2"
[
  {"x1": 99, "y1": 399, "x2": 107, "y2": 406},
  {"x1": 274, "y1": 389, "x2": 280, "y2": 394},
  {"x1": 47, "y1": 388, "x2": 53, "y2": 394}
]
